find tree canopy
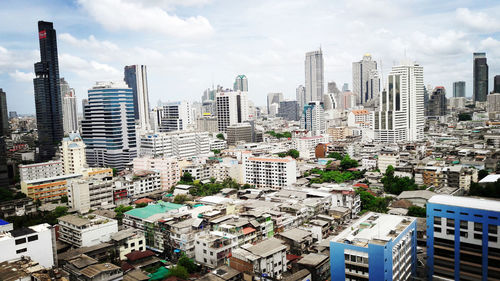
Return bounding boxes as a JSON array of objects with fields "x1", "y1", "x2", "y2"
[{"x1": 381, "y1": 165, "x2": 421, "y2": 195}]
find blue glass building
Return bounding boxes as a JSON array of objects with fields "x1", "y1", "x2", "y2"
[
  {"x1": 427, "y1": 195, "x2": 500, "y2": 280},
  {"x1": 330, "y1": 212, "x2": 417, "y2": 281}
]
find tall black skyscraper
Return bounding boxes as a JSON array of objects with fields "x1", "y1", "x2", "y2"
[
  {"x1": 0, "y1": 89, "x2": 8, "y2": 187},
  {"x1": 0, "y1": 89, "x2": 9, "y2": 136},
  {"x1": 33, "y1": 21, "x2": 63, "y2": 161},
  {"x1": 494, "y1": 75, "x2": 500, "y2": 94},
  {"x1": 473, "y1": 52, "x2": 488, "y2": 103}
]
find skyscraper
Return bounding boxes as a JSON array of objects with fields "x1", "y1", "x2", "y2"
[
  {"x1": 473, "y1": 52, "x2": 488, "y2": 103},
  {"x1": 153, "y1": 101, "x2": 193, "y2": 132},
  {"x1": 33, "y1": 21, "x2": 63, "y2": 161},
  {"x1": 267, "y1": 92, "x2": 283, "y2": 116},
  {"x1": 494, "y1": 75, "x2": 500, "y2": 93},
  {"x1": 453, "y1": 81, "x2": 466, "y2": 97},
  {"x1": 374, "y1": 62, "x2": 424, "y2": 142},
  {"x1": 60, "y1": 78, "x2": 78, "y2": 134},
  {"x1": 0, "y1": 89, "x2": 8, "y2": 136},
  {"x1": 277, "y1": 100, "x2": 299, "y2": 121},
  {"x1": 124, "y1": 65, "x2": 151, "y2": 130},
  {"x1": 352, "y1": 54, "x2": 380, "y2": 105},
  {"x1": 215, "y1": 90, "x2": 249, "y2": 132},
  {"x1": 305, "y1": 49, "x2": 324, "y2": 103},
  {"x1": 296, "y1": 85, "x2": 306, "y2": 110},
  {"x1": 233, "y1": 75, "x2": 248, "y2": 92},
  {"x1": 300, "y1": 101, "x2": 325, "y2": 136},
  {"x1": 427, "y1": 87, "x2": 447, "y2": 116},
  {"x1": 81, "y1": 82, "x2": 137, "y2": 170},
  {"x1": 0, "y1": 89, "x2": 8, "y2": 187}
]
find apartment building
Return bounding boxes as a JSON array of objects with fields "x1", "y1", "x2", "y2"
[
  {"x1": 60, "y1": 132, "x2": 87, "y2": 175},
  {"x1": 21, "y1": 173, "x2": 81, "y2": 202},
  {"x1": 138, "y1": 131, "x2": 210, "y2": 158},
  {"x1": 58, "y1": 214, "x2": 118, "y2": 247},
  {"x1": 243, "y1": 156, "x2": 297, "y2": 189},
  {"x1": 110, "y1": 229, "x2": 146, "y2": 260},
  {"x1": 377, "y1": 150, "x2": 400, "y2": 173},
  {"x1": 195, "y1": 231, "x2": 238, "y2": 269},
  {"x1": 330, "y1": 212, "x2": 417, "y2": 281},
  {"x1": 296, "y1": 135, "x2": 329, "y2": 159},
  {"x1": 347, "y1": 109, "x2": 373, "y2": 129},
  {"x1": 67, "y1": 168, "x2": 114, "y2": 213},
  {"x1": 132, "y1": 157, "x2": 180, "y2": 190},
  {"x1": 114, "y1": 170, "x2": 161, "y2": 199},
  {"x1": 19, "y1": 160, "x2": 63, "y2": 182},
  {"x1": 427, "y1": 195, "x2": 500, "y2": 280}
]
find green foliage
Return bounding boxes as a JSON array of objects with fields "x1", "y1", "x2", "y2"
[
  {"x1": 407, "y1": 206, "x2": 426, "y2": 217},
  {"x1": 216, "y1": 133, "x2": 225, "y2": 140},
  {"x1": 7, "y1": 206, "x2": 68, "y2": 228},
  {"x1": 114, "y1": 205, "x2": 133, "y2": 223},
  {"x1": 381, "y1": 165, "x2": 420, "y2": 195},
  {"x1": 180, "y1": 172, "x2": 194, "y2": 183},
  {"x1": 135, "y1": 202, "x2": 148, "y2": 208},
  {"x1": 60, "y1": 195, "x2": 68, "y2": 203},
  {"x1": 173, "y1": 194, "x2": 189, "y2": 204},
  {"x1": 340, "y1": 154, "x2": 359, "y2": 170},
  {"x1": 168, "y1": 265, "x2": 189, "y2": 279},
  {"x1": 478, "y1": 169, "x2": 489, "y2": 181},
  {"x1": 266, "y1": 131, "x2": 291, "y2": 139},
  {"x1": 242, "y1": 183, "x2": 253, "y2": 189},
  {"x1": 327, "y1": 152, "x2": 343, "y2": 160},
  {"x1": 0, "y1": 188, "x2": 27, "y2": 203},
  {"x1": 308, "y1": 167, "x2": 364, "y2": 184},
  {"x1": 278, "y1": 149, "x2": 299, "y2": 159},
  {"x1": 356, "y1": 189, "x2": 390, "y2": 213},
  {"x1": 187, "y1": 177, "x2": 241, "y2": 197},
  {"x1": 112, "y1": 168, "x2": 118, "y2": 177},
  {"x1": 469, "y1": 180, "x2": 500, "y2": 198},
  {"x1": 458, "y1": 113, "x2": 472, "y2": 121},
  {"x1": 212, "y1": 149, "x2": 221, "y2": 155},
  {"x1": 53, "y1": 206, "x2": 68, "y2": 217},
  {"x1": 177, "y1": 255, "x2": 198, "y2": 273}
]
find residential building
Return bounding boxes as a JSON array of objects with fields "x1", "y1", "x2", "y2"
[
  {"x1": 296, "y1": 253, "x2": 330, "y2": 281},
  {"x1": 63, "y1": 255, "x2": 122, "y2": 281},
  {"x1": 453, "y1": 81, "x2": 466, "y2": 98},
  {"x1": 114, "y1": 170, "x2": 161, "y2": 199},
  {"x1": 132, "y1": 157, "x2": 180, "y2": 190},
  {"x1": 110, "y1": 229, "x2": 146, "y2": 260},
  {"x1": 296, "y1": 85, "x2": 306, "y2": 111},
  {"x1": 215, "y1": 91, "x2": 249, "y2": 132},
  {"x1": 243, "y1": 156, "x2": 297, "y2": 188},
  {"x1": 67, "y1": 168, "x2": 114, "y2": 213},
  {"x1": 138, "y1": 131, "x2": 210, "y2": 158},
  {"x1": 227, "y1": 123, "x2": 252, "y2": 145},
  {"x1": 426, "y1": 195, "x2": 500, "y2": 280},
  {"x1": 278, "y1": 100, "x2": 300, "y2": 121},
  {"x1": 231, "y1": 238, "x2": 288, "y2": 278},
  {"x1": 267, "y1": 93, "x2": 284, "y2": 116},
  {"x1": 305, "y1": 49, "x2": 324, "y2": 103},
  {"x1": 197, "y1": 115, "x2": 218, "y2": 133},
  {"x1": 58, "y1": 214, "x2": 118, "y2": 248},
  {"x1": 473, "y1": 52, "x2": 488, "y2": 103},
  {"x1": 449, "y1": 97, "x2": 467, "y2": 110},
  {"x1": 488, "y1": 93, "x2": 500, "y2": 120},
  {"x1": 338, "y1": 91, "x2": 357, "y2": 110},
  {"x1": 21, "y1": 173, "x2": 81, "y2": 202},
  {"x1": 33, "y1": 21, "x2": 63, "y2": 161},
  {"x1": 81, "y1": 81, "x2": 137, "y2": 170},
  {"x1": 19, "y1": 160, "x2": 63, "y2": 182},
  {"x1": 153, "y1": 101, "x2": 193, "y2": 132},
  {"x1": 276, "y1": 228, "x2": 313, "y2": 256},
  {"x1": 378, "y1": 150, "x2": 399, "y2": 173},
  {"x1": 427, "y1": 86, "x2": 447, "y2": 116},
  {"x1": 195, "y1": 231, "x2": 238, "y2": 268},
  {"x1": 60, "y1": 78, "x2": 78, "y2": 134},
  {"x1": 330, "y1": 212, "x2": 417, "y2": 281},
  {"x1": 374, "y1": 63, "x2": 424, "y2": 142},
  {"x1": 233, "y1": 74, "x2": 248, "y2": 92},
  {"x1": 0, "y1": 223, "x2": 55, "y2": 268},
  {"x1": 329, "y1": 185, "x2": 361, "y2": 218},
  {"x1": 296, "y1": 135, "x2": 329, "y2": 159},
  {"x1": 124, "y1": 65, "x2": 150, "y2": 130},
  {"x1": 347, "y1": 109, "x2": 373, "y2": 129},
  {"x1": 0, "y1": 198, "x2": 37, "y2": 218},
  {"x1": 300, "y1": 101, "x2": 325, "y2": 136},
  {"x1": 60, "y1": 132, "x2": 87, "y2": 175},
  {"x1": 352, "y1": 54, "x2": 380, "y2": 104}
]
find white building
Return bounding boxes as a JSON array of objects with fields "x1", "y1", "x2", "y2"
[
  {"x1": 347, "y1": 109, "x2": 373, "y2": 129},
  {"x1": 243, "y1": 156, "x2": 297, "y2": 188},
  {"x1": 296, "y1": 135, "x2": 329, "y2": 159},
  {"x1": 60, "y1": 78, "x2": 78, "y2": 135},
  {"x1": 209, "y1": 138, "x2": 227, "y2": 151},
  {"x1": 0, "y1": 223, "x2": 55, "y2": 268},
  {"x1": 60, "y1": 132, "x2": 87, "y2": 175},
  {"x1": 300, "y1": 101, "x2": 325, "y2": 136},
  {"x1": 267, "y1": 92, "x2": 284, "y2": 116},
  {"x1": 352, "y1": 54, "x2": 380, "y2": 105},
  {"x1": 232, "y1": 238, "x2": 288, "y2": 279},
  {"x1": 296, "y1": 85, "x2": 306, "y2": 111},
  {"x1": 378, "y1": 150, "x2": 400, "y2": 173},
  {"x1": 139, "y1": 131, "x2": 210, "y2": 158},
  {"x1": 67, "y1": 168, "x2": 114, "y2": 214},
  {"x1": 374, "y1": 63, "x2": 424, "y2": 142},
  {"x1": 124, "y1": 65, "x2": 151, "y2": 131},
  {"x1": 58, "y1": 214, "x2": 118, "y2": 248},
  {"x1": 197, "y1": 115, "x2": 218, "y2": 133},
  {"x1": 132, "y1": 157, "x2": 180, "y2": 190},
  {"x1": 305, "y1": 49, "x2": 324, "y2": 103},
  {"x1": 115, "y1": 170, "x2": 162, "y2": 198},
  {"x1": 195, "y1": 231, "x2": 239, "y2": 268},
  {"x1": 110, "y1": 229, "x2": 146, "y2": 260},
  {"x1": 19, "y1": 160, "x2": 63, "y2": 182},
  {"x1": 215, "y1": 91, "x2": 249, "y2": 132},
  {"x1": 152, "y1": 101, "x2": 193, "y2": 132}
]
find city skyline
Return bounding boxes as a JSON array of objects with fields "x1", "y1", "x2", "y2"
[{"x1": 1, "y1": 0, "x2": 500, "y2": 114}]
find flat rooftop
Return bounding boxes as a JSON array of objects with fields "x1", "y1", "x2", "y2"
[
  {"x1": 125, "y1": 201, "x2": 184, "y2": 219},
  {"x1": 332, "y1": 212, "x2": 415, "y2": 247},
  {"x1": 428, "y1": 195, "x2": 500, "y2": 213}
]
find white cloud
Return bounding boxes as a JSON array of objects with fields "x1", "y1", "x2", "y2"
[
  {"x1": 59, "y1": 33, "x2": 119, "y2": 52},
  {"x1": 9, "y1": 70, "x2": 34, "y2": 82},
  {"x1": 0, "y1": 46, "x2": 37, "y2": 73},
  {"x1": 59, "y1": 53, "x2": 120, "y2": 80},
  {"x1": 456, "y1": 8, "x2": 500, "y2": 33},
  {"x1": 77, "y1": 0, "x2": 214, "y2": 38},
  {"x1": 410, "y1": 30, "x2": 472, "y2": 56}
]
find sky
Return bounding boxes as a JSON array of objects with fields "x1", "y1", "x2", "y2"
[{"x1": 1, "y1": 0, "x2": 500, "y2": 114}]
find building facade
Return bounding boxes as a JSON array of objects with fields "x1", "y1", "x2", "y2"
[
  {"x1": 305, "y1": 49, "x2": 324, "y2": 103},
  {"x1": 132, "y1": 157, "x2": 180, "y2": 190},
  {"x1": 215, "y1": 91, "x2": 249, "y2": 132},
  {"x1": 427, "y1": 86, "x2": 447, "y2": 117},
  {"x1": 277, "y1": 100, "x2": 300, "y2": 121},
  {"x1": 60, "y1": 132, "x2": 87, "y2": 175},
  {"x1": 352, "y1": 54, "x2": 380, "y2": 105},
  {"x1": 58, "y1": 214, "x2": 118, "y2": 248},
  {"x1": 473, "y1": 52, "x2": 488, "y2": 103},
  {"x1": 233, "y1": 74, "x2": 248, "y2": 92},
  {"x1": 300, "y1": 101, "x2": 325, "y2": 136},
  {"x1": 124, "y1": 65, "x2": 151, "y2": 130},
  {"x1": 153, "y1": 101, "x2": 193, "y2": 132},
  {"x1": 453, "y1": 81, "x2": 466, "y2": 98},
  {"x1": 138, "y1": 131, "x2": 210, "y2": 158},
  {"x1": 60, "y1": 78, "x2": 78, "y2": 134},
  {"x1": 227, "y1": 123, "x2": 253, "y2": 145},
  {"x1": 243, "y1": 156, "x2": 297, "y2": 188},
  {"x1": 19, "y1": 160, "x2": 63, "y2": 182}
]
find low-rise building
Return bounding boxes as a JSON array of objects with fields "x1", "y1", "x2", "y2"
[
  {"x1": 243, "y1": 156, "x2": 297, "y2": 189},
  {"x1": 67, "y1": 168, "x2": 114, "y2": 214},
  {"x1": 19, "y1": 160, "x2": 63, "y2": 182},
  {"x1": 114, "y1": 170, "x2": 162, "y2": 199},
  {"x1": 276, "y1": 228, "x2": 313, "y2": 255},
  {"x1": 58, "y1": 214, "x2": 118, "y2": 248},
  {"x1": 21, "y1": 173, "x2": 81, "y2": 202},
  {"x1": 377, "y1": 150, "x2": 399, "y2": 173},
  {"x1": 0, "y1": 198, "x2": 37, "y2": 218},
  {"x1": 195, "y1": 231, "x2": 238, "y2": 268},
  {"x1": 132, "y1": 157, "x2": 180, "y2": 190},
  {"x1": 63, "y1": 254, "x2": 122, "y2": 281},
  {"x1": 110, "y1": 229, "x2": 146, "y2": 260},
  {"x1": 296, "y1": 253, "x2": 330, "y2": 281}
]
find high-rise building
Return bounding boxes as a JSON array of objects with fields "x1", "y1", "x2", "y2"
[
  {"x1": 60, "y1": 78, "x2": 78, "y2": 134},
  {"x1": 427, "y1": 86, "x2": 447, "y2": 116},
  {"x1": 152, "y1": 101, "x2": 193, "y2": 132},
  {"x1": 60, "y1": 132, "x2": 86, "y2": 175},
  {"x1": 233, "y1": 75, "x2": 248, "y2": 92},
  {"x1": 124, "y1": 65, "x2": 150, "y2": 130},
  {"x1": 226, "y1": 123, "x2": 253, "y2": 145},
  {"x1": 453, "y1": 81, "x2": 466, "y2": 97},
  {"x1": 473, "y1": 52, "x2": 488, "y2": 103},
  {"x1": 296, "y1": 85, "x2": 306, "y2": 110},
  {"x1": 0, "y1": 89, "x2": 8, "y2": 136},
  {"x1": 243, "y1": 156, "x2": 297, "y2": 189},
  {"x1": 81, "y1": 82, "x2": 137, "y2": 170},
  {"x1": 330, "y1": 212, "x2": 417, "y2": 281},
  {"x1": 494, "y1": 75, "x2": 500, "y2": 93},
  {"x1": 342, "y1": 83, "x2": 349, "y2": 92},
  {"x1": 352, "y1": 54, "x2": 380, "y2": 105},
  {"x1": 300, "y1": 101, "x2": 325, "y2": 136},
  {"x1": 215, "y1": 91, "x2": 249, "y2": 132},
  {"x1": 0, "y1": 89, "x2": 8, "y2": 188},
  {"x1": 278, "y1": 100, "x2": 300, "y2": 121},
  {"x1": 373, "y1": 63, "x2": 424, "y2": 143},
  {"x1": 267, "y1": 92, "x2": 283, "y2": 115},
  {"x1": 305, "y1": 49, "x2": 324, "y2": 103},
  {"x1": 33, "y1": 21, "x2": 63, "y2": 161},
  {"x1": 426, "y1": 195, "x2": 500, "y2": 280}
]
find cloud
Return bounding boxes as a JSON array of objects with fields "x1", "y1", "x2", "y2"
[
  {"x1": 0, "y1": 46, "x2": 37, "y2": 73},
  {"x1": 9, "y1": 70, "x2": 34, "y2": 82},
  {"x1": 59, "y1": 53, "x2": 120, "y2": 80},
  {"x1": 410, "y1": 30, "x2": 472, "y2": 56},
  {"x1": 456, "y1": 8, "x2": 500, "y2": 33},
  {"x1": 77, "y1": 0, "x2": 214, "y2": 38},
  {"x1": 59, "y1": 33, "x2": 119, "y2": 52}
]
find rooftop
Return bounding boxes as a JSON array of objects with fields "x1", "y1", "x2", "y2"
[
  {"x1": 124, "y1": 201, "x2": 184, "y2": 220},
  {"x1": 58, "y1": 214, "x2": 113, "y2": 227},
  {"x1": 428, "y1": 195, "x2": 500, "y2": 213},
  {"x1": 80, "y1": 263, "x2": 120, "y2": 278},
  {"x1": 479, "y1": 174, "x2": 500, "y2": 184},
  {"x1": 279, "y1": 228, "x2": 312, "y2": 242},
  {"x1": 246, "y1": 237, "x2": 286, "y2": 257},
  {"x1": 397, "y1": 190, "x2": 436, "y2": 201},
  {"x1": 297, "y1": 253, "x2": 329, "y2": 266}
]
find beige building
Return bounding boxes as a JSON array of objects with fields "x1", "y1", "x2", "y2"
[{"x1": 60, "y1": 132, "x2": 87, "y2": 175}]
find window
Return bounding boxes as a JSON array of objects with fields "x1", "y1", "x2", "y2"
[
  {"x1": 434, "y1": 227, "x2": 442, "y2": 233},
  {"x1": 16, "y1": 248, "x2": 27, "y2": 254},
  {"x1": 139, "y1": 240, "x2": 143, "y2": 245},
  {"x1": 474, "y1": 233, "x2": 482, "y2": 240},
  {"x1": 474, "y1": 214, "x2": 483, "y2": 218},
  {"x1": 203, "y1": 249, "x2": 207, "y2": 254},
  {"x1": 210, "y1": 251, "x2": 213, "y2": 256},
  {"x1": 447, "y1": 219, "x2": 455, "y2": 227},
  {"x1": 15, "y1": 238, "x2": 26, "y2": 245},
  {"x1": 446, "y1": 229, "x2": 455, "y2": 235},
  {"x1": 460, "y1": 212, "x2": 469, "y2": 216},
  {"x1": 474, "y1": 222, "x2": 483, "y2": 232},
  {"x1": 460, "y1": 220, "x2": 468, "y2": 229},
  {"x1": 130, "y1": 243, "x2": 135, "y2": 247},
  {"x1": 488, "y1": 225, "x2": 497, "y2": 234},
  {"x1": 27, "y1": 235, "x2": 38, "y2": 242},
  {"x1": 460, "y1": 231, "x2": 468, "y2": 238},
  {"x1": 446, "y1": 210, "x2": 455, "y2": 214},
  {"x1": 139, "y1": 247, "x2": 143, "y2": 251},
  {"x1": 489, "y1": 236, "x2": 498, "y2": 243},
  {"x1": 435, "y1": 217, "x2": 442, "y2": 224}
]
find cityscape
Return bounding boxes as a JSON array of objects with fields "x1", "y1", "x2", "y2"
[{"x1": 1, "y1": 1, "x2": 500, "y2": 281}]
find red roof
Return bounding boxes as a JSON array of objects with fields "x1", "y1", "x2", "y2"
[
  {"x1": 242, "y1": 227, "x2": 256, "y2": 235},
  {"x1": 353, "y1": 183, "x2": 369, "y2": 188},
  {"x1": 125, "y1": 250, "x2": 155, "y2": 261},
  {"x1": 121, "y1": 261, "x2": 134, "y2": 272},
  {"x1": 286, "y1": 254, "x2": 302, "y2": 262},
  {"x1": 133, "y1": 198, "x2": 154, "y2": 204}
]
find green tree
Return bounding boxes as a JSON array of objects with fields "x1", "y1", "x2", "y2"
[
  {"x1": 112, "y1": 168, "x2": 118, "y2": 177},
  {"x1": 478, "y1": 169, "x2": 489, "y2": 181},
  {"x1": 407, "y1": 206, "x2": 426, "y2": 217},
  {"x1": 177, "y1": 255, "x2": 198, "y2": 273},
  {"x1": 168, "y1": 265, "x2": 189, "y2": 279},
  {"x1": 135, "y1": 202, "x2": 148, "y2": 208},
  {"x1": 458, "y1": 113, "x2": 472, "y2": 121},
  {"x1": 340, "y1": 154, "x2": 358, "y2": 170},
  {"x1": 180, "y1": 172, "x2": 194, "y2": 183},
  {"x1": 53, "y1": 206, "x2": 68, "y2": 217},
  {"x1": 381, "y1": 165, "x2": 419, "y2": 195},
  {"x1": 216, "y1": 133, "x2": 225, "y2": 140},
  {"x1": 356, "y1": 189, "x2": 390, "y2": 213},
  {"x1": 469, "y1": 180, "x2": 500, "y2": 198},
  {"x1": 287, "y1": 149, "x2": 299, "y2": 159},
  {"x1": 327, "y1": 152, "x2": 343, "y2": 160},
  {"x1": 212, "y1": 149, "x2": 221, "y2": 155},
  {"x1": 174, "y1": 194, "x2": 189, "y2": 204},
  {"x1": 60, "y1": 195, "x2": 68, "y2": 203}
]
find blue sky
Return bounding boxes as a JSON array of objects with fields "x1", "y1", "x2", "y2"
[{"x1": 1, "y1": 0, "x2": 500, "y2": 114}]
